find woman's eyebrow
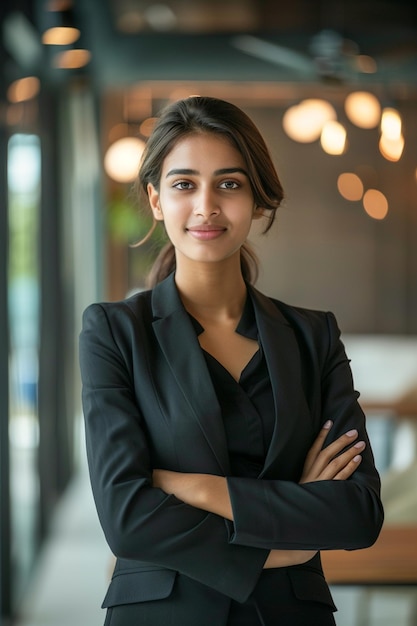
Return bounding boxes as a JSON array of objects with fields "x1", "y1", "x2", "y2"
[
  {"x1": 165, "y1": 167, "x2": 248, "y2": 178},
  {"x1": 214, "y1": 167, "x2": 248, "y2": 176},
  {"x1": 166, "y1": 168, "x2": 198, "y2": 177}
]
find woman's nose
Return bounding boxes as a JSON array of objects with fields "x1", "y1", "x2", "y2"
[{"x1": 193, "y1": 188, "x2": 220, "y2": 217}]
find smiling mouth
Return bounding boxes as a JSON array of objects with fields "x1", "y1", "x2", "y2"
[
  {"x1": 186, "y1": 225, "x2": 227, "y2": 240},
  {"x1": 187, "y1": 224, "x2": 226, "y2": 232}
]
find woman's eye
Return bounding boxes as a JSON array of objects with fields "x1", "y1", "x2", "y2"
[
  {"x1": 219, "y1": 181, "x2": 239, "y2": 189},
  {"x1": 173, "y1": 181, "x2": 193, "y2": 190}
]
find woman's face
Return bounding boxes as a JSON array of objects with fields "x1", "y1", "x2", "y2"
[{"x1": 147, "y1": 132, "x2": 262, "y2": 270}]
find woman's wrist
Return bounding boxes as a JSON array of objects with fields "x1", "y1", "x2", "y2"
[
  {"x1": 264, "y1": 550, "x2": 317, "y2": 569},
  {"x1": 198, "y1": 475, "x2": 233, "y2": 520},
  {"x1": 153, "y1": 470, "x2": 233, "y2": 520}
]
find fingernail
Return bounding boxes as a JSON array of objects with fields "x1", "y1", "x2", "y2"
[
  {"x1": 323, "y1": 420, "x2": 333, "y2": 429},
  {"x1": 353, "y1": 455, "x2": 362, "y2": 462},
  {"x1": 346, "y1": 429, "x2": 358, "y2": 437},
  {"x1": 354, "y1": 441, "x2": 365, "y2": 449}
]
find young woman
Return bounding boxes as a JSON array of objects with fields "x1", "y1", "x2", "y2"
[{"x1": 79, "y1": 96, "x2": 383, "y2": 626}]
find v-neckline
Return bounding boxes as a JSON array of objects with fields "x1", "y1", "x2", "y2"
[{"x1": 202, "y1": 345, "x2": 261, "y2": 383}]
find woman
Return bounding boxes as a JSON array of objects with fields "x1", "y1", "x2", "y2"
[{"x1": 79, "y1": 96, "x2": 383, "y2": 626}]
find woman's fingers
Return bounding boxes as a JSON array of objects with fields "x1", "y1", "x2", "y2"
[
  {"x1": 302, "y1": 420, "x2": 333, "y2": 475},
  {"x1": 318, "y1": 440, "x2": 366, "y2": 481},
  {"x1": 300, "y1": 422, "x2": 365, "y2": 483},
  {"x1": 333, "y1": 454, "x2": 363, "y2": 480},
  {"x1": 303, "y1": 425, "x2": 359, "y2": 478},
  {"x1": 320, "y1": 429, "x2": 359, "y2": 463}
]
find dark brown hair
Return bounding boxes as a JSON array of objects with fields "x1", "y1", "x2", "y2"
[{"x1": 135, "y1": 96, "x2": 284, "y2": 286}]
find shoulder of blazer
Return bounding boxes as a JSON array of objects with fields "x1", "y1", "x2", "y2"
[
  {"x1": 248, "y1": 283, "x2": 334, "y2": 333},
  {"x1": 87, "y1": 287, "x2": 154, "y2": 327},
  {"x1": 83, "y1": 274, "x2": 189, "y2": 341},
  {"x1": 247, "y1": 284, "x2": 340, "y2": 370},
  {"x1": 97, "y1": 273, "x2": 185, "y2": 321}
]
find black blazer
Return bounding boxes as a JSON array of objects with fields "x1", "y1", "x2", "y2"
[{"x1": 79, "y1": 272, "x2": 383, "y2": 622}]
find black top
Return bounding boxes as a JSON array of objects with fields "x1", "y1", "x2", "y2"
[
  {"x1": 192, "y1": 298, "x2": 335, "y2": 624},
  {"x1": 190, "y1": 296, "x2": 276, "y2": 478}
]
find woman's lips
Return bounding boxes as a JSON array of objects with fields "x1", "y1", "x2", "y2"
[{"x1": 186, "y1": 225, "x2": 226, "y2": 240}]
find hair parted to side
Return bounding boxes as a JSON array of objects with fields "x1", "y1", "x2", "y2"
[{"x1": 134, "y1": 96, "x2": 284, "y2": 287}]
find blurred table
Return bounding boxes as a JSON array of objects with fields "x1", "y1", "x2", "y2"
[
  {"x1": 361, "y1": 401, "x2": 417, "y2": 419},
  {"x1": 322, "y1": 525, "x2": 417, "y2": 585}
]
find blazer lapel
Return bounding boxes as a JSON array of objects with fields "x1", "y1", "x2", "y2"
[
  {"x1": 248, "y1": 286, "x2": 311, "y2": 477},
  {"x1": 152, "y1": 274, "x2": 230, "y2": 475}
]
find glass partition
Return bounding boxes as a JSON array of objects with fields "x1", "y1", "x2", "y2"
[{"x1": 7, "y1": 133, "x2": 41, "y2": 607}]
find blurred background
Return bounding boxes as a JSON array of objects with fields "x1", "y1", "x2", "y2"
[{"x1": 1, "y1": 1, "x2": 417, "y2": 624}]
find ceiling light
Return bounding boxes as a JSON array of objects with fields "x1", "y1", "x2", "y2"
[
  {"x1": 344, "y1": 91, "x2": 381, "y2": 129},
  {"x1": 337, "y1": 173, "x2": 364, "y2": 201},
  {"x1": 363, "y1": 189, "x2": 388, "y2": 220},
  {"x1": 104, "y1": 137, "x2": 146, "y2": 183},
  {"x1": 320, "y1": 121, "x2": 347, "y2": 155},
  {"x1": 282, "y1": 99, "x2": 336, "y2": 143},
  {"x1": 42, "y1": 25, "x2": 80, "y2": 45},
  {"x1": 53, "y1": 49, "x2": 91, "y2": 69},
  {"x1": 7, "y1": 76, "x2": 40, "y2": 103},
  {"x1": 381, "y1": 108, "x2": 402, "y2": 140},
  {"x1": 379, "y1": 134, "x2": 405, "y2": 162}
]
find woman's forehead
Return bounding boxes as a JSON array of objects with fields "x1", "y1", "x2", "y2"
[{"x1": 162, "y1": 132, "x2": 244, "y2": 170}]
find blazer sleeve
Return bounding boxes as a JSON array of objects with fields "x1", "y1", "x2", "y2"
[
  {"x1": 79, "y1": 303, "x2": 268, "y2": 603},
  {"x1": 226, "y1": 311, "x2": 384, "y2": 551}
]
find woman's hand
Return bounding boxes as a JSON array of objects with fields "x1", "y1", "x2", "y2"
[
  {"x1": 154, "y1": 420, "x2": 365, "y2": 571},
  {"x1": 153, "y1": 470, "x2": 317, "y2": 569},
  {"x1": 264, "y1": 421, "x2": 366, "y2": 568},
  {"x1": 299, "y1": 420, "x2": 365, "y2": 484}
]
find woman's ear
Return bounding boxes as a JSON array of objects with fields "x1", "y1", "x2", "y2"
[
  {"x1": 252, "y1": 206, "x2": 266, "y2": 220},
  {"x1": 147, "y1": 183, "x2": 164, "y2": 221}
]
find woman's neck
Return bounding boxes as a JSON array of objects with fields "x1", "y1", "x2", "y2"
[{"x1": 174, "y1": 257, "x2": 247, "y2": 324}]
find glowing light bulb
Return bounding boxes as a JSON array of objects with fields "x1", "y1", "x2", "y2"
[
  {"x1": 53, "y1": 49, "x2": 91, "y2": 69},
  {"x1": 345, "y1": 91, "x2": 381, "y2": 129},
  {"x1": 363, "y1": 189, "x2": 388, "y2": 220},
  {"x1": 42, "y1": 26, "x2": 80, "y2": 45},
  {"x1": 7, "y1": 76, "x2": 40, "y2": 103},
  {"x1": 337, "y1": 173, "x2": 364, "y2": 201},
  {"x1": 104, "y1": 137, "x2": 145, "y2": 183},
  {"x1": 381, "y1": 108, "x2": 402, "y2": 140},
  {"x1": 282, "y1": 99, "x2": 336, "y2": 143},
  {"x1": 379, "y1": 134, "x2": 404, "y2": 162},
  {"x1": 320, "y1": 121, "x2": 347, "y2": 155}
]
